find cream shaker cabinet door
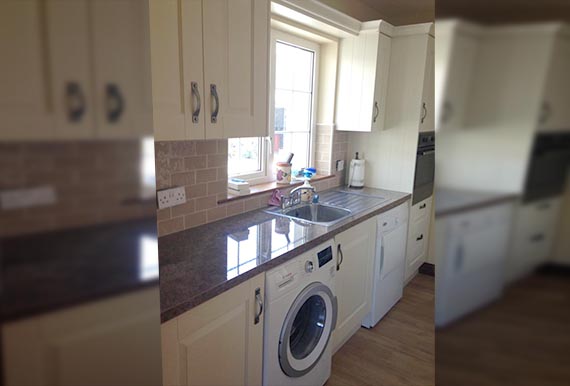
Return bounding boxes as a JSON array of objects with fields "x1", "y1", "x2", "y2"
[
  {"x1": 202, "y1": 0, "x2": 269, "y2": 139},
  {"x1": 91, "y1": 0, "x2": 152, "y2": 138},
  {"x1": 0, "y1": 0, "x2": 54, "y2": 139},
  {"x1": 162, "y1": 273, "x2": 265, "y2": 386},
  {"x1": 181, "y1": 0, "x2": 206, "y2": 139},
  {"x1": 149, "y1": 0, "x2": 187, "y2": 140},
  {"x1": 332, "y1": 218, "x2": 376, "y2": 351},
  {"x1": 2, "y1": 288, "x2": 162, "y2": 386},
  {"x1": 46, "y1": 0, "x2": 95, "y2": 139},
  {"x1": 419, "y1": 36, "x2": 435, "y2": 133}
]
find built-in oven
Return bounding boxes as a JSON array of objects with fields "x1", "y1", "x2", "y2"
[
  {"x1": 413, "y1": 132, "x2": 435, "y2": 205},
  {"x1": 523, "y1": 133, "x2": 570, "y2": 203}
]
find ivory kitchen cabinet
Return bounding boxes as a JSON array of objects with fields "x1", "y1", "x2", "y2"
[
  {"x1": 0, "y1": 0, "x2": 152, "y2": 140},
  {"x1": 435, "y1": 20, "x2": 479, "y2": 131},
  {"x1": 336, "y1": 21, "x2": 392, "y2": 132},
  {"x1": 405, "y1": 196, "x2": 433, "y2": 282},
  {"x1": 539, "y1": 35, "x2": 570, "y2": 132},
  {"x1": 332, "y1": 218, "x2": 376, "y2": 352},
  {"x1": 419, "y1": 35, "x2": 435, "y2": 133},
  {"x1": 161, "y1": 273, "x2": 265, "y2": 386},
  {"x1": 0, "y1": 0, "x2": 54, "y2": 139},
  {"x1": 2, "y1": 288, "x2": 162, "y2": 386},
  {"x1": 150, "y1": 0, "x2": 269, "y2": 141}
]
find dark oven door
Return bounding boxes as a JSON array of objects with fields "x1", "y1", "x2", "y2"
[
  {"x1": 524, "y1": 134, "x2": 570, "y2": 202},
  {"x1": 413, "y1": 148, "x2": 435, "y2": 205}
]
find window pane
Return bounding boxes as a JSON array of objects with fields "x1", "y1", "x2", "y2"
[
  {"x1": 274, "y1": 132, "x2": 310, "y2": 172},
  {"x1": 273, "y1": 38, "x2": 316, "y2": 174},
  {"x1": 228, "y1": 137, "x2": 262, "y2": 177},
  {"x1": 275, "y1": 89, "x2": 312, "y2": 133},
  {"x1": 275, "y1": 41, "x2": 314, "y2": 93}
]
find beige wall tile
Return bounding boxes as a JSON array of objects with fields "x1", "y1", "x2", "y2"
[
  {"x1": 226, "y1": 201, "x2": 245, "y2": 217},
  {"x1": 184, "y1": 156, "x2": 207, "y2": 170},
  {"x1": 158, "y1": 217, "x2": 184, "y2": 237},
  {"x1": 207, "y1": 206, "x2": 227, "y2": 222},
  {"x1": 171, "y1": 200, "x2": 195, "y2": 217},
  {"x1": 196, "y1": 168, "x2": 218, "y2": 183},
  {"x1": 184, "y1": 211, "x2": 207, "y2": 229}
]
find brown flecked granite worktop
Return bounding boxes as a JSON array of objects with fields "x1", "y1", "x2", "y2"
[
  {"x1": 1, "y1": 218, "x2": 158, "y2": 323},
  {"x1": 158, "y1": 187, "x2": 410, "y2": 323}
]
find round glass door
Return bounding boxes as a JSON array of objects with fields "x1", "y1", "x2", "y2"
[{"x1": 279, "y1": 282, "x2": 337, "y2": 377}]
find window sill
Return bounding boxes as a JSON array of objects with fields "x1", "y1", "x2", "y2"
[{"x1": 219, "y1": 174, "x2": 335, "y2": 204}]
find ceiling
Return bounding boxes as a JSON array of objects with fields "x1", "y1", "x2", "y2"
[
  {"x1": 318, "y1": 0, "x2": 570, "y2": 26},
  {"x1": 318, "y1": 0, "x2": 434, "y2": 26},
  {"x1": 436, "y1": 0, "x2": 570, "y2": 24}
]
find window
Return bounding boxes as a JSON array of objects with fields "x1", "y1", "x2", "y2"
[
  {"x1": 228, "y1": 30, "x2": 319, "y2": 184},
  {"x1": 272, "y1": 33, "x2": 318, "y2": 172}
]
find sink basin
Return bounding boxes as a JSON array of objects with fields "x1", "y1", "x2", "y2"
[{"x1": 266, "y1": 204, "x2": 352, "y2": 226}]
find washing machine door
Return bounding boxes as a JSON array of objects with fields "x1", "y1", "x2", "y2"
[{"x1": 279, "y1": 282, "x2": 337, "y2": 378}]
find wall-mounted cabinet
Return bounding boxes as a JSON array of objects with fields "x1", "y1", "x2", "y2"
[
  {"x1": 335, "y1": 21, "x2": 392, "y2": 132},
  {"x1": 0, "y1": 0, "x2": 152, "y2": 140},
  {"x1": 539, "y1": 35, "x2": 570, "y2": 132},
  {"x1": 150, "y1": 0, "x2": 269, "y2": 141},
  {"x1": 435, "y1": 20, "x2": 479, "y2": 131}
]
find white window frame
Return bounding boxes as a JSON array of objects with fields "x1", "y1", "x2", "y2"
[
  {"x1": 227, "y1": 29, "x2": 320, "y2": 185},
  {"x1": 227, "y1": 137, "x2": 268, "y2": 184},
  {"x1": 269, "y1": 29, "x2": 320, "y2": 177}
]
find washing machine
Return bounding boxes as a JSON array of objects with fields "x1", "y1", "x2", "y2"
[{"x1": 263, "y1": 240, "x2": 338, "y2": 386}]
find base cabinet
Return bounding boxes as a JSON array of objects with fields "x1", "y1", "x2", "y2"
[
  {"x1": 161, "y1": 273, "x2": 265, "y2": 386},
  {"x1": 332, "y1": 218, "x2": 376, "y2": 352},
  {"x1": 405, "y1": 197, "x2": 433, "y2": 282},
  {"x1": 507, "y1": 197, "x2": 561, "y2": 282},
  {"x1": 2, "y1": 288, "x2": 162, "y2": 386}
]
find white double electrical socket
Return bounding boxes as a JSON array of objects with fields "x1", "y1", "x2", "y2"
[{"x1": 157, "y1": 186, "x2": 187, "y2": 209}]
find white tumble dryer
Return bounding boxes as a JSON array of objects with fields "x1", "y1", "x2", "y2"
[{"x1": 263, "y1": 240, "x2": 338, "y2": 386}]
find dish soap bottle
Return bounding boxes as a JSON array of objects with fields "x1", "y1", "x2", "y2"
[{"x1": 300, "y1": 178, "x2": 315, "y2": 203}]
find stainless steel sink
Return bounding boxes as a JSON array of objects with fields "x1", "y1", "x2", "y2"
[{"x1": 266, "y1": 204, "x2": 352, "y2": 226}]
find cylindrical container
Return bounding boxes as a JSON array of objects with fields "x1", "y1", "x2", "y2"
[
  {"x1": 276, "y1": 162, "x2": 292, "y2": 185},
  {"x1": 348, "y1": 158, "x2": 365, "y2": 188}
]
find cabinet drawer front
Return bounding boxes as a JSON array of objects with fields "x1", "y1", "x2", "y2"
[{"x1": 411, "y1": 196, "x2": 432, "y2": 222}]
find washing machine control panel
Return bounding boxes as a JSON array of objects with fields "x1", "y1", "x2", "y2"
[{"x1": 317, "y1": 245, "x2": 333, "y2": 268}]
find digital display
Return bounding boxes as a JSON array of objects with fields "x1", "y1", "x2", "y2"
[{"x1": 317, "y1": 246, "x2": 333, "y2": 268}]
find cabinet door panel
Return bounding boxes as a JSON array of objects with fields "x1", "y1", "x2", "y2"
[
  {"x1": 47, "y1": 0, "x2": 94, "y2": 139},
  {"x1": 202, "y1": 0, "x2": 268, "y2": 139},
  {"x1": 168, "y1": 273, "x2": 265, "y2": 386},
  {"x1": 0, "y1": 0, "x2": 54, "y2": 139},
  {"x1": 371, "y1": 34, "x2": 391, "y2": 131},
  {"x1": 333, "y1": 218, "x2": 375, "y2": 350},
  {"x1": 541, "y1": 36, "x2": 570, "y2": 132},
  {"x1": 181, "y1": 0, "x2": 205, "y2": 139},
  {"x1": 149, "y1": 0, "x2": 186, "y2": 140},
  {"x1": 91, "y1": 0, "x2": 152, "y2": 138},
  {"x1": 420, "y1": 36, "x2": 434, "y2": 132}
]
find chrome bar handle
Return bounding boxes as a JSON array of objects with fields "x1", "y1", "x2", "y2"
[
  {"x1": 191, "y1": 82, "x2": 201, "y2": 123},
  {"x1": 379, "y1": 243, "x2": 385, "y2": 276},
  {"x1": 336, "y1": 244, "x2": 344, "y2": 271},
  {"x1": 210, "y1": 84, "x2": 219, "y2": 123},
  {"x1": 65, "y1": 81, "x2": 86, "y2": 123},
  {"x1": 254, "y1": 287, "x2": 263, "y2": 325},
  {"x1": 373, "y1": 101, "x2": 379, "y2": 123},
  {"x1": 421, "y1": 102, "x2": 427, "y2": 124}
]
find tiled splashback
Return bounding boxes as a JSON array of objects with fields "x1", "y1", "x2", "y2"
[
  {"x1": 0, "y1": 141, "x2": 156, "y2": 237},
  {"x1": 155, "y1": 136, "x2": 347, "y2": 237}
]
